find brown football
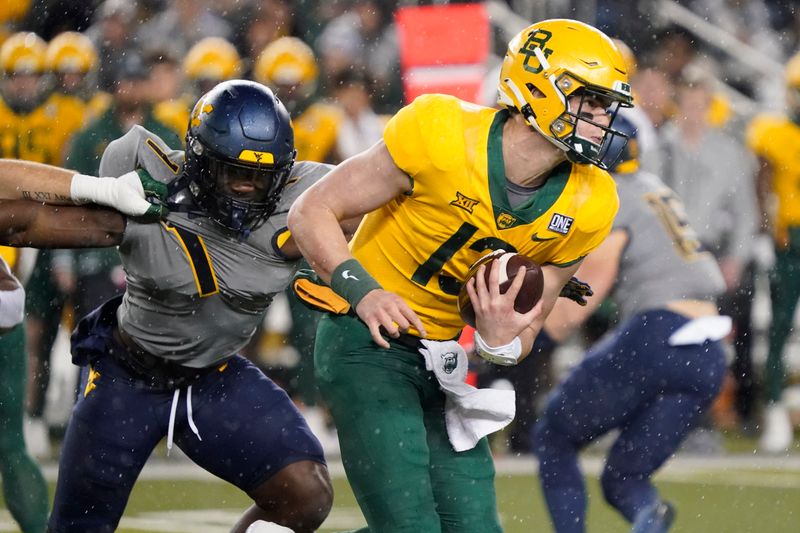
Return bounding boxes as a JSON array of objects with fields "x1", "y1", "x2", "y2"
[{"x1": 458, "y1": 251, "x2": 544, "y2": 328}]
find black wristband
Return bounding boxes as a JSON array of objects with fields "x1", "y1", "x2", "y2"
[{"x1": 330, "y1": 259, "x2": 382, "y2": 309}]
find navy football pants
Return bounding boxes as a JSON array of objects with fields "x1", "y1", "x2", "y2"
[
  {"x1": 48, "y1": 353, "x2": 325, "y2": 533},
  {"x1": 533, "y1": 310, "x2": 726, "y2": 533}
]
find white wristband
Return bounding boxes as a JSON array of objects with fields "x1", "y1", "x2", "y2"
[
  {"x1": 70, "y1": 171, "x2": 153, "y2": 216},
  {"x1": 473, "y1": 330, "x2": 522, "y2": 366},
  {"x1": 0, "y1": 285, "x2": 25, "y2": 329},
  {"x1": 70, "y1": 173, "x2": 105, "y2": 204}
]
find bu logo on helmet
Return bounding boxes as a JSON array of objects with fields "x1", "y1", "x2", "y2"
[{"x1": 520, "y1": 28, "x2": 553, "y2": 74}]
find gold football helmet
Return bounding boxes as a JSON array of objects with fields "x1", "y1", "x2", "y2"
[
  {"x1": 0, "y1": 32, "x2": 46, "y2": 74},
  {"x1": 254, "y1": 37, "x2": 318, "y2": 89},
  {"x1": 46, "y1": 31, "x2": 97, "y2": 74},
  {"x1": 612, "y1": 38, "x2": 637, "y2": 78},
  {"x1": 183, "y1": 37, "x2": 242, "y2": 81},
  {"x1": 497, "y1": 19, "x2": 633, "y2": 168}
]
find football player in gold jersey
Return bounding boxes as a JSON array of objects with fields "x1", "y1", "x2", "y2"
[
  {"x1": 0, "y1": 32, "x2": 83, "y2": 164},
  {"x1": 45, "y1": 31, "x2": 111, "y2": 123},
  {"x1": 1, "y1": 32, "x2": 89, "y2": 465},
  {"x1": 745, "y1": 51, "x2": 800, "y2": 454},
  {"x1": 289, "y1": 19, "x2": 632, "y2": 531},
  {"x1": 154, "y1": 36, "x2": 243, "y2": 140},
  {"x1": 254, "y1": 37, "x2": 342, "y2": 163}
]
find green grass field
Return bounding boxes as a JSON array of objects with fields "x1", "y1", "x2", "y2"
[{"x1": 3, "y1": 456, "x2": 799, "y2": 532}]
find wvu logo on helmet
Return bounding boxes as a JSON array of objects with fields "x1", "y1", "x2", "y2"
[
  {"x1": 238, "y1": 150, "x2": 275, "y2": 164},
  {"x1": 190, "y1": 102, "x2": 214, "y2": 127}
]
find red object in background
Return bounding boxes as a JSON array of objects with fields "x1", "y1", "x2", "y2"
[
  {"x1": 395, "y1": 3, "x2": 490, "y2": 104},
  {"x1": 458, "y1": 326, "x2": 479, "y2": 387}
]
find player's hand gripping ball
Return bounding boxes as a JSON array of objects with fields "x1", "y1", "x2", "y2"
[{"x1": 458, "y1": 250, "x2": 544, "y2": 328}]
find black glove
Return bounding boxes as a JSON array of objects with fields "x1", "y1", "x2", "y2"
[{"x1": 559, "y1": 276, "x2": 593, "y2": 306}]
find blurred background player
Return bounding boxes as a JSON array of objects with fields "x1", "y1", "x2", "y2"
[
  {"x1": 533, "y1": 116, "x2": 728, "y2": 533},
  {"x1": 145, "y1": 48, "x2": 184, "y2": 132},
  {"x1": 746, "y1": 50, "x2": 800, "y2": 454},
  {"x1": 183, "y1": 36, "x2": 242, "y2": 97},
  {"x1": 45, "y1": 30, "x2": 110, "y2": 122},
  {"x1": 0, "y1": 31, "x2": 84, "y2": 460},
  {"x1": 254, "y1": 36, "x2": 342, "y2": 163},
  {"x1": 330, "y1": 69, "x2": 387, "y2": 161},
  {"x1": 83, "y1": 0, "x2": 138, "y2": 92},
  {"x1": 0, "y1": 247, "x2": 48, "y2": 532},
  {"x1": 659, "y1": 73, "x2": 759, "y2": 445},
  {"x1": 155, "y1": 36, "x2": 243, "y2": 140}
]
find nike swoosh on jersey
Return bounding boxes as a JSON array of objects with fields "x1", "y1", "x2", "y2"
[{"x1": 531, "y1": 233, "x2": 557, "y2": 242}]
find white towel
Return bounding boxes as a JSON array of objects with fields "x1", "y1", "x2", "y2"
[
  {"x1": 419, "y1": 339, "x2": 516, "y2": 452},
  {"x1": 668, "y1": 315, "x2": 732, "y2": 346}
]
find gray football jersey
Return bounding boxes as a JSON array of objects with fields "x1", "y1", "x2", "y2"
[
  {"x1": 99, "y1": 126, "x2": 331, "y2": 367},
  {"x1": 611, "y1": 170, "x2": 725, "y2": 321}
]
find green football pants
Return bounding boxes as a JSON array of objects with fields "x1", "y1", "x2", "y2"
[
  {"x1": 0, "y1": 324, "x2": 48, "y2": 533},
  {"x1": 315, "y1": 313, "x2": 502, "y2": 533},
  {"x1": 767, "y1": 227, "x2": 800, "y2": 403}
]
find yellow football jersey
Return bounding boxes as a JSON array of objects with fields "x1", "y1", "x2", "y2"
[
  {"x1": 746, "y1": 114, "x2": 800, "y2": 243},
  {"x1": 293, "y1": 102, "x2": 342, "y2": 163},
  {"x1": 352, "y1": 94, "x2": 619, "y2": 339},
  {"x1": 0, "y1": 92, "x2": 86, "y2": 165}
]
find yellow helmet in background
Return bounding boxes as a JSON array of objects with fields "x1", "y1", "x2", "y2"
[
  {"x1": 0, "y1": 0, "x2": 31, "y2": 25},
  {"x1": 254, "y1": 37, "x2": 318, "y2": 89},
  {"x1": 612, "y1": 38, "x2": 637, "y2": 78},
  {"x1": 0, "y1": 32, "x2": 46, "y2": 74},
  {"x1": 497, "y1": 19, "x2": 633, "y2": 168},
  {"x1": 46, "y1": 32, "x2": 98, "y2": 74},
  {"x1": 183, "y1": 37, "x2": 242, "y2": 81}
]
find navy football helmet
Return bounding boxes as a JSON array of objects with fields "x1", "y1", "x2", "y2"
[
  {"x1": 601, "y1": 113, "x2": 638, "y2": 174},
  {"x1": 184, "y1": 80, "x2": 295, "y2": 236}
]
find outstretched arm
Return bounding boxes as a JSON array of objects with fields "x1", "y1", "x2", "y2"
[
  {"x1": 0, "y1": 159, "x2": 166, "y2": 218},
  {"x1": 0, "y1": 159, "x2": 75, "y2": 203},
  {"x1": 0, "y1": 200, "x2": 125, "y2": 249}
]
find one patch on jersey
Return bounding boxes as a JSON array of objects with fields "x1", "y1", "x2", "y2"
[
  {"x1": 450, "y1": 191, "x2": 480, "y2": 214},
  {"x1": 496, "y1": 212, "x2": 517, "y2": 229},
  {"x1": 547, "y1": 213, "x2": 574, "y2": 235}
]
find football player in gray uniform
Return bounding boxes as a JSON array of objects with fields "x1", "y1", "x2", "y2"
[
  {"x1": 0, "y1": 80, "x2": 333, "y2": 533},
  {"x1": 531, "y1": 116, "x2": 728, "y2": 533}
]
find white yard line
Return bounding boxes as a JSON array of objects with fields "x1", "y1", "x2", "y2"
[{"x1": 36, "y1": 454, "x2": 800, "y2": 482}]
